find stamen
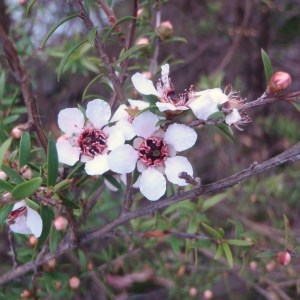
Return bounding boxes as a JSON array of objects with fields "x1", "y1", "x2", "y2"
[
  {"x1": 138, "y1": 137, "x2": 168, "y2": 166},
  {"x1": 78, "y1": 128, "x2": 108, "y2": 157},
  {"x1": 7, "y1": 206, "x2": 27, "y2": 224}
]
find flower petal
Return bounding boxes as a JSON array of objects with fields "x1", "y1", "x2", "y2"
[
  {"x1": 131, "y1": 73, "x2": 160, "y2": 97},
  {"x1": 128, "y1": 99, "x2": 150, "y2": 110},
  {"x1": 165, "y1": 156, "x2": 193, "y2": 186},
  {"x1": 10, "y1": 216, "x2": 32, "y2": 235},
  {"x1": 85, "y1": 154, "x2": 109, "y2": 175},
  {"x1": 164, "y1": 123, "x2": 197, "y2": 152},
  {"x1": 108, "y1": 144, "x2": 138, "y2": 173},
  {"x1": 58, "y1": 108, "x2": 84, "y2": 134},
  {"x1": 86, "y1": 99, "x2": 111, "y2": 129},
  {"x1": 225, "y1": 108, "x2": 241, "y2": 125},
  {"x1": 12, "y1": 200, "x2": 26, "y2": 210},
  {"x1": 26, "y1": 206, "x2": 43, "y2": 238},
  {"x1": 105, "y1": 126, "x2": 125, "y2": 150},
  {"x1": 208, "y1": 88, "x2": 228, "y2": 104},
  {"x1": 139, "y1": 167, "x2": 166, "y2": 200},
  {"x1": 161, "y1": 64, "x2": 170, "y2": 87},
  {"x1": 115, "y1": 119, "x2": 136, "y2": 140},
  {"x1": 132, "y1": 111, "x2": 159, "y2": 139},
  {"x1": 56, "y1": 140, "x2": 80, "y2": 166}
]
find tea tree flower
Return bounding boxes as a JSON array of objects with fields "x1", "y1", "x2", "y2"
[
  {"x1": 108, "y1": 111, "x2": 197, "y2": 200},
  {"x1": 6, "y1": 200, "x2": 43, "y2": 238},
  {"x1": 56, "y1": 99, "x2": 126, "y2": 175}
]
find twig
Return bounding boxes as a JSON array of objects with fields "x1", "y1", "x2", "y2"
[
  {"x1": 1, "y1": 141, "x2": 300, "y2": 285},
  {"x1": 8, "y1": 231, "x2": 18, "y2": 269},
  {"x1": 0, "y1": 25, "x2": 48, "y2": 152}
]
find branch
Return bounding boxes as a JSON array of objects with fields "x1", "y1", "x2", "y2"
[
  {"x1": 0, "y1": 25, "x2": 48, "y2": 152},
  {"x1": 1, "y1": 141, "x2": 300, "y2": 285}
]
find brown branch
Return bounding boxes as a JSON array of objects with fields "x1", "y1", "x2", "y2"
[
  {"x1": 1, "y1": 141, "x2": 300, "y2": 285},
  {"x1": 0, "y1": 25, "x2": 48, "y2": 152},
  {"x1": 74, "y1": 0, "x2": 124, "y2": 104}
]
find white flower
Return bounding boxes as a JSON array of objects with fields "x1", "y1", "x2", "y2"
[
  {"x1": 56, "y1": 99, "x2": 129, "y2": 175},
  {"x1": 225, "y1": 108, "x2": 242, "y2": 126},
  {"x1": 132, "y1": 64, "x2": 191, "y2": 113},
  {"x1": 110, "y1": 99, "x2": 149, "y2": 140},
  {"x1": 108, "y1": 111, "x2": 197, "y2": 201},
  {"x1": 6, "y1": 200, "x2": 43, "y2": 238},
  {"x1": 188, "y1": 88, "x2": 229, "y2": 120}
]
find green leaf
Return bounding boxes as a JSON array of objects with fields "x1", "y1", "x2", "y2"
[
  {"x1": 256, "y1": 250, "x2": 275, "y2": 258},
  {"x1": 0, "y1": 138, "x2": 12, "y2": 170},
  {"x1": 0, "y1": 179, "x2": 14, "y2": 192},
  {"x1": 57, "y1": 40, "x2": 88, "y2": 81},
  {"x1": 53, "y1": 178, "x2": 73, "y2": 193},
  {"x1": 11, "y1": 177, "x2": 42, "y2": 200},
  {"x1": 82, "y1": 74, "x2": 103, "y2": 101},
  {"x1": 103, "y1": 173, "x2": 122, "y2": 191},
  {"x1": 201, "y1": 223, "x2": 223, "y2": 240},
  {"x1": 292, "y1": 102, "x2": 300, "y2": 112},
  {"x1": 223, "y1": 243, "x2": 234, "y2": 268},
  {"x1": 40, "y1": 13, "x2": 79, "y2": 48},
  {"x1": 26, "y1": 0, "x2": 38, "y2": 16},
  {"x1": 115, "y1": 44, "x2": 149, "y2": 65},
  {"x1": 202, "y1": 193, "x2": 227, "y2": 212},
  {"x1": 1, "y1": 164, "x2": 25, "y2": 184},
  {"x1": 59, "y1": 194, "x2": 79, "y2": 209},
  {"x1": 226, "y1": 239, "x2": 253, "y2": 246},
  {"x1": 49, "y1": 226, "x2": 61, "y2": 253},
  {"x1": 103, "y1": 16, "x2": 136, "y2": 40},
  {"x1": 214, "y1": 244, "x2": 223, "y2": 259},
  {"x1": 36, "y1": 206, "x2": 54, "y2": 249},
  {"x1": 47, "y1": 133, "x2": 58, "y2": 187},
  {"x1": 261, "y1": 48, "x2": 273, "y2": 82},
  {"x1": 0, "y1": 72, "x2": 5, "y2": 99},
  {"x1": 0, "y1": 203, "x2": 14, "y2": 226},
  {"x1": 217, "y1": 123, "x2": 236, "y2": 142},
  {"x1": 19, "y1": 131, "x2": 31, "y2": 168},
  {"x1": 87, "y1": 27, "x2": 98, "y2": 47}
]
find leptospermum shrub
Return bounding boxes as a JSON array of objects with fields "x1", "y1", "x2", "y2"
[{"x1": 0, "y1": 1, "x2": 300, "y2": 299}]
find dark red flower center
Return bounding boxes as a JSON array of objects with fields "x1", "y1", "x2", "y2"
[
  {"x1": 78, "y1": 129, "x2": 108, "y2": 157},
  {"x1": 138, "y1": 137, "x2": 168, "y2": 166}
]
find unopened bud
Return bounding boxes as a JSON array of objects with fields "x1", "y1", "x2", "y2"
[
  {"x1": 43, "y1": 258, "x2": 57, "y2": 272},
  {"x1": 135, "y1": 37, "x2": 150, "y2": 46},
  {"x1": 266, "y1": 260, "x2": 276, "y2": 272},
  {"x1": 69, "y1": 276, "x2": 81, "y2": 289},
  {"x1": 0, "y1": 171, "x2": 7, "y2": 181},
  {"x1": 203, "y1": 289, "x2": 213, "y2": 299},
  {"x1": 11, "y1": 126, "x2": 23, "y2": 139},
  {"x1": 277, "y1": 250, "x2": 291, "y2": 266},
  {"x1": 20, "y1": 165, "x2": 33, "y2": 180},
  {"x1": 2, "y1": 192, "x2": 12, "y2": 202},
  {"x1": 267, "y1": 71, "x2": 291, "y2": 94},
  {"x1": 28, "y1": 235, "x2": 38, "y2": 247},
  {"x1": 189, "y1": 287, "x2": 198, "y2": 297},
  {"x1": 53, "y1": 216, "x2": 68, "y2": 231},
  {"x1": 248, "y1": 261, "x2": 257, "y2": 271},
  {"x1": 137, "y1": 8, "x2": 145, "y2": 18},
  {"x1": 156, "y1": 21, "x2": 174, "y2": 40},
  {"x1": 20, "y1": 289, "x2": 31, "y2": 298}
]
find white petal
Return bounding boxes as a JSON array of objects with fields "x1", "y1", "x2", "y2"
[
  {"x1": 128, "y1": 99, "x2": 150, "y2": 110},
  {"x1": 188, "y1": 92, "x2": 218, "y2": 120},
  {"x1": 208, "y1": 88, "x2": 228, "y2": 104},
  {"x1": 165, "y1": 156, "x2": 193, "y2": 186},
  {"x1": 164, "y1": 124, "x2": 197, "y2": 152},
  {"x1": 108, "y1": 145, "x2": 138, "y2": 173},
  {"x1": 161, "y1": 64, "x2": 170, "y2": 87},
  {"x1": 156, "y1": 102, "x2": 189, "y2": 112},
  {"x1": 225, "y1": 108, "x2": 241, "y2": 125},
  {"x1": 26, "y1": 207, "x2": 43, "y2": 238},
  {"x1": 131, "y1": 73, "x2": 160, "y2": 97},
  {"x1": 12, "y1": 200, "x2": 26, "y2": 210},
  {"x1": 110, "y1": 104, "x2": 128, "y2": 122},
  {"x1": 139, "y1": 167, "x2": 166, "y2": 201},
  {"x1": 115, "y1": 119, "x2": 136, "y2": 140},
  {"x1": 58, "y1": 108, "x2": 84, "y2": 134},
  {"x1": 86, "y1": 99, "x2": 111, "y2": 129},
  {"x1": 105, "y1": 126, "x2": 125, "y2": 150},
  {"x1": 10, "y1": 216, "x2": 32, "y2": 235},
  {"x1": 85, "y1": 154, "x2": 109, "y2": 175},
  {"x1": 56, "y1": 140, "x2": 80, "y2": 165},
  {"x1": 132, "y1": 111, "x2": 159, "y2": 138}
]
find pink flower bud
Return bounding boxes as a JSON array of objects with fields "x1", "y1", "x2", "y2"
[
  {"x1": 20, "y1": 289, "x2": 31, "y2": 299},
  {"x1": 20, "y1": 165, "x2": 33, "y2": 180},
  {"x1": 43, "y1": 258, "x2": 57, "y2": 272},
  {"x1": 156, "y1": 21, "x2": 174, "y2": 40},
  {"x1": 203, "y1": 289, "x2": 213, "y2": 299},
  {"x1": 276, "y1": 250, "x2": 291, "y2": 266},
  {"x1": 135, "y1": 37, "x2": 150, "y2": 46},
  {"x1": 267, "y1": 71, "x2": 292, "y2": 94},
  {"x1": 53, "y1": 216, "x2": 68, "y2": 231},
  {"x1": 11, "y1": 126, "x2": 23, "y2": 139},
  {"x1": 0, "y1": 171, "x2": 7, "y2": 181},
  {"x1": 137, "y1": 8, "x2": 145, "y2": 18},
  {"x1": 2, "y1": 192, "x2": 12, "y2": 202},
  {"x1": 28, "y1": 235, "x2": 38, "y2": 247},
  {"x1": 189, "y1": 287, "x2": 197, "y2": 297},
  {"x1": 69, "y1": 276, "x2": 81, "y2": 289}
]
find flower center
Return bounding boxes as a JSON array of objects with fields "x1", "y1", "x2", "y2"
[
  {"x1": 78, "y1": 129, "x2": 108, "y2": 157},
  {"x1": 138, "y1": 137, "x2": 168, "y2": 166},
  {"x1": 7, "y1": 206, "x2": 27, "y2": 224}
]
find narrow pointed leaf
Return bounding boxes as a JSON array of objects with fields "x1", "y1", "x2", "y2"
[
  {"x1": 82, "y1": 74, "x2": 103, "y2": 101},
  {"x1": 1, "y1": 164, "x2": 25, "y2": 184},
  {"x1": 87, "y1": 27, "x2": 98, "y2": 47},
  {"x1": 36, "y1": 206, "x2": 54, "y2": 249},
  {"x1": 0, "y1": 138, "x2": 12, "y2": 169},
  {"x1": 19, "y1": 131, "x2": 31, "y2": 168},
  {"x1": 223, "y1": 243, "x2": 234, "y2": 268},
  {"x1": 47, "y1": 133, "x2": 58, "y2": 187},
  {"x1": 40, "y1": 13, "x2": 79, "y2": 48},
  {"x1": 57, "y1": 40, "x2": 88, "y2": 81},
  {"x1": 0, "y1": 203, "x2": 14, "y2": 226},
  {"x1": 115, "y1": 44, "x2": 149, "y2": 65},
  {"x1": 202, "y1": 223, "x2": 223, "y2": 240},
  {"x1": 11, "y1": 177, "x2": 43, "y2": 200},
  {"x1": 226, "y1": 239, "x2": 253, "y2": 246},
  {"x1": 26, "y1": 0, "x2": 37, "y2": 16},
  {"x1": 261, "y1": 49, "x2": 273, "y2": 82},
  {"x1": 0, "y1": 179, "x2": 14, "y2": 192},
  {"x1": 202, "y1": 193, "x2": 227, "y2": 212},
  {"x1": 214, "y1": 244, "x2": 223, "y2": 259}
]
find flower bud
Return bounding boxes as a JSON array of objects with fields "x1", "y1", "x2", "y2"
[
  {"x1": 20, "y1": 165, "x2": 33, "y2": 180},
  {"x1": 2, "y1": 192, "x2": 12, "y2": 202},
  {"x1": 156, "y1": 21, "x2": 174, "y2": 40},
  {"x1": 53, "y1": 216, "x2": 68, "y2": 231},
  {"x1": 43, "y1": 258, "x2": 57, "y2": 272},
  {"x1": 69, "y1": 276, "x2": 81, "y2": 289},
  {"x1": 137, "y1": 8, "x2": 145, "y2": 19},
  {"x1": 267, "y1": 71, "x2": 292, "y2": 94},
  {"x1": 0, "y1": 171, "x2": 7, "y2": 181},
  {"x1": 20, "y1": 289, "x2": 31, "y2": 298},
  {"x1": 277, "y1": 250, "x2": 291, "y2": 266},
  {"x1": 203, "y1": 289, "x2": 213, "y2": 299},
  {"x1": 11, "y1": 126, "x2": 23, "y2": 139},
  {"x1": 28, "y1": 235, "x2": 38, "y2": 247}
]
